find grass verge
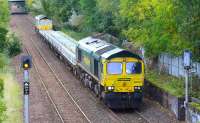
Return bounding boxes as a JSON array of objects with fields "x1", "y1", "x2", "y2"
[
  {"x1": 1, "y1": 72, "x2": 22, "y2": 123},
  {"x1": 190, "y1": 102, "x2": 200, "y2": 112},
  {"x1": 61, "y1": 28, "x2": 90, "y2": 40},
  {"x1": 146, "y1": 70, "x2": 184, "y2": 97}
]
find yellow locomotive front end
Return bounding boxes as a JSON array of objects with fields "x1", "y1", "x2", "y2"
[
  {"x1": 101, "y1": 56, "x2": 144, "y2": 109},
  {"x1": 35, "y1": 15, "x2": 53, "y2": 31},
  {"x1": 35, "y1": 19, "x2": 53, "y2": 30},
  {"x1": 77, "y1": 36, "x2": 144, "y2": 109}
]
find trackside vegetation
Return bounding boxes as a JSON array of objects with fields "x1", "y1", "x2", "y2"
[
  {"x1": 0, "y1": 79, "x2": 6, "y2": 122},
  {"x1": 146, "y1": 70, "x2": 184, "y2": 97},
  {"x1": 0, "y1": 0, "x2": 22, "y2": 122},
  {"x1": 190, "y1": 102, "x2": 200, "y2": 112},
  {"x1": 1, "y1": 73, "x2": 22, "y2": 123}
]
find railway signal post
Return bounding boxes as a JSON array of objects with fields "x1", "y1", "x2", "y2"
[
  {"x1": 21, "y1": 56, "x2": 32, "y2": 123},
  {"x1": 183, "y1": 50, "x2": 192, "y2": 123}
]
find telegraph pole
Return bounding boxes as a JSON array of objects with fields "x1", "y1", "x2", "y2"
[
  {"x1": 183, "y1": 50, "x2": 192, "y2": 123},
  {"x1": 22, "y1": 56, "x2": 32, "y2": 123}
]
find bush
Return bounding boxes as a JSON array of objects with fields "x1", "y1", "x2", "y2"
[
  {"x1": 190, "y1": 75, "x2": 200, "y2": 99},
  {"x1": 0, "y1": 79, "x2": 6, "y2": 122},
  {"x1": 0, "y1": 27, "x2": 8, "y2": 53},
  {"x1": 0, "y1": 79, "x2": 3, "y2": 97},
  {"x1": 6, "y1": 32, "x2": 22, "y2": 57},
  {"x1": 0, "y1": 54, "x2": 8, "y2": 69},
  {"x1": 0, "y1": 99, "x2": 6, "y2": 123},
  {"x1": 190, "y1": 102, "x2": 200, "y2": 112}
]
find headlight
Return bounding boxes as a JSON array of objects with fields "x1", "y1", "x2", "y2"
[
  {"x1": 134, "y1": 86, "x2": 141, "y2": 90},
  {"x1": 107, "y1": 86, "x2": 114, "y2": 91}
]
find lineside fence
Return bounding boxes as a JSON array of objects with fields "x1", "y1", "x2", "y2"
[{"x1": 158, "y1": 53, "x2": 200, "y2": 78}]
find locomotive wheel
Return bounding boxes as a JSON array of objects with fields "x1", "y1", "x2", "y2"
[
  {"x1": 100, "y1": 91, "x2": 105, "y2": 101},
  {"x1": 84, "y1": 78, "x2": 88, "y2": 87},
  {"x1": 89, "y1": 81, "x2": 94, "y2": 90},
  {"x1": 80, "y1": 73, "x2": 84, "y2": 82},
  {"x1": 59, "y1": 55, "x2": 63, "y2": 60},
  {"x1": 73, "y1": 68, "x2": 77, "y2": 76},
  {"x1": 94, "y1": 84, "x2": 99, "y2": 97}
]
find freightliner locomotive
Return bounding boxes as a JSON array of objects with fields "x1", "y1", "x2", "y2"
[{"x1": 35, "y1": 15, "x2": 145, "y2": 109}]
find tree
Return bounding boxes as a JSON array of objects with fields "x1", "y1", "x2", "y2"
[
  {"x1": 0, "y1": 28, "x2": 8, "y2": 53},
  {"x1": 175, "y1": 0, "x2": 200, "y2": 61},
  {"x1": 0, "y1": 0, "x2": 9, "y2": 27},
  {"x1": 52, "y1": 0, "x2": 72, "y2": 23},
  {"x1": 119, "y1": 0, "x2": 191, "y2": 58},
  {"x1": 0, "y1": 0, "x2": 9, "y2": 53}
]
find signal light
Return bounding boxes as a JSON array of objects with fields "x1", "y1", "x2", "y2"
[
  {"x1": 22, "y1": 56, "x2": 32, "y2": 70},
  {"x1": 24, "y1": 63, "x2": 29, "y2": 69}
]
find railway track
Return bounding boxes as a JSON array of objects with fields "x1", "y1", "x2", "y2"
[
  {"x1": 24, "y1": 40, "x2": 92, "y2": 122},
  {"x1": 22, "y1": 15, "x2": 126, "y2": 123},
  {"x1": 29, "y1": 37, "x2": 126, "y2": 123},
  {"x1": 25, "y1": 15, "x2": 150, "y2": 123},
  {"x1": 29, "y1": 27, "x2": 150, "y2": 123},
  {"x1": 24, "y1": 47, "x2": 65, "y2": 123}
]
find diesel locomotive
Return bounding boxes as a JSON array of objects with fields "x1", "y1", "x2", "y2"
[{"x1": 34, "y1": 15, "x2": 145, "y2": 109}]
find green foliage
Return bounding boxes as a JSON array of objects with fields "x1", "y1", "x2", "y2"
[
  {"x1": 0, "y1": 27, "x2": 8, "y2": 53},
  {"x1": 61, "y1": 27, "x2": 90, "y2": 40},
  {"x1": 119, "y1": 0, "x2": 199, "y2": 60},
  {"x1": 190, "y1": 75, "x2": 200, "y2": 99},
  {"x1": 0, "y1": 0, "x2": 9, "y2": 53},
  {"x1": 0, "y1": 0, "x2": 21, "y2": 57},
  {"x1": 175, "y1": 0, "x2": 200, "y2": 61},
  {"x1": 190, "y1": 102, "x2": 200, "y2": 112},
  {"x1": 146, "y1": 70, "x2": 184, "y2": 97},
  {"x1": 0, "y1": 0, "x2": 9, "y2": 27},
  {"x1": 0, "y1": 79, "x2": 3, "y2": 97},
  {"x1": 0, "y1": 54, "x2": 8, "y2": 69},
  {"x1": 0, "y1": 98, "x2": 6, "y2": 122},
  {"x1": 120, "y1": 0, "x2": 190, "y2": 58},
  {"x1": 0, "y1": 29, "x2": 21, "y2": 57},
  {"x1": 0, "y1": 79, "x2": 6, "y2": 122},
  {"x1": 30, "y1": 0, "x2": 73, "y2": 24},
  {"x1": 6, "y1": 32, "x2": 22, "y2": 57},
  {"x1": 78, "y1": 0, "x2": 121, "y2": 35}
]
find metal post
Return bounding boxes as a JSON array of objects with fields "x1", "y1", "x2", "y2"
[
  {"x1": 183, "y1": 50, "x2": 192, "y2": 123},
  {"x1": 23, "y1": 70, "x2": 29, "y2": 123},
  {"x1": 184, "y1": 69, "x2": 189, "y2": 123}
]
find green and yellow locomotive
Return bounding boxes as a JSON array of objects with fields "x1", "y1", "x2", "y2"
[
  {"x1": 76, "y1": 36, "x2": 144, "y2": 109},
  {"x1": 35, "y1": 15, "x2": 145, "y2": 109}
]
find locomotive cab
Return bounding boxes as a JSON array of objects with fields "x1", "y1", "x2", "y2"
[
  {"x1": 101, "y1": 51, "x2": 144, "y2": 109},
  {"x1": 103, "y1": 57, "x2": 144, "y2": 93}
]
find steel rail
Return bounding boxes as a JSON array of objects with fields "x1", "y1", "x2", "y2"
[
  {"x1": 29, "y1": 38, "x2": 92, "y2": 123},
  {"x1": 135, "y1": 110, "x2": 151, "y2": 123},
  {"x1": 24, "y1": 47, "x2": 65, "y2": 123},
  {"x1": 24, "y1": 15, "x2": 150, "y2": 123}
]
